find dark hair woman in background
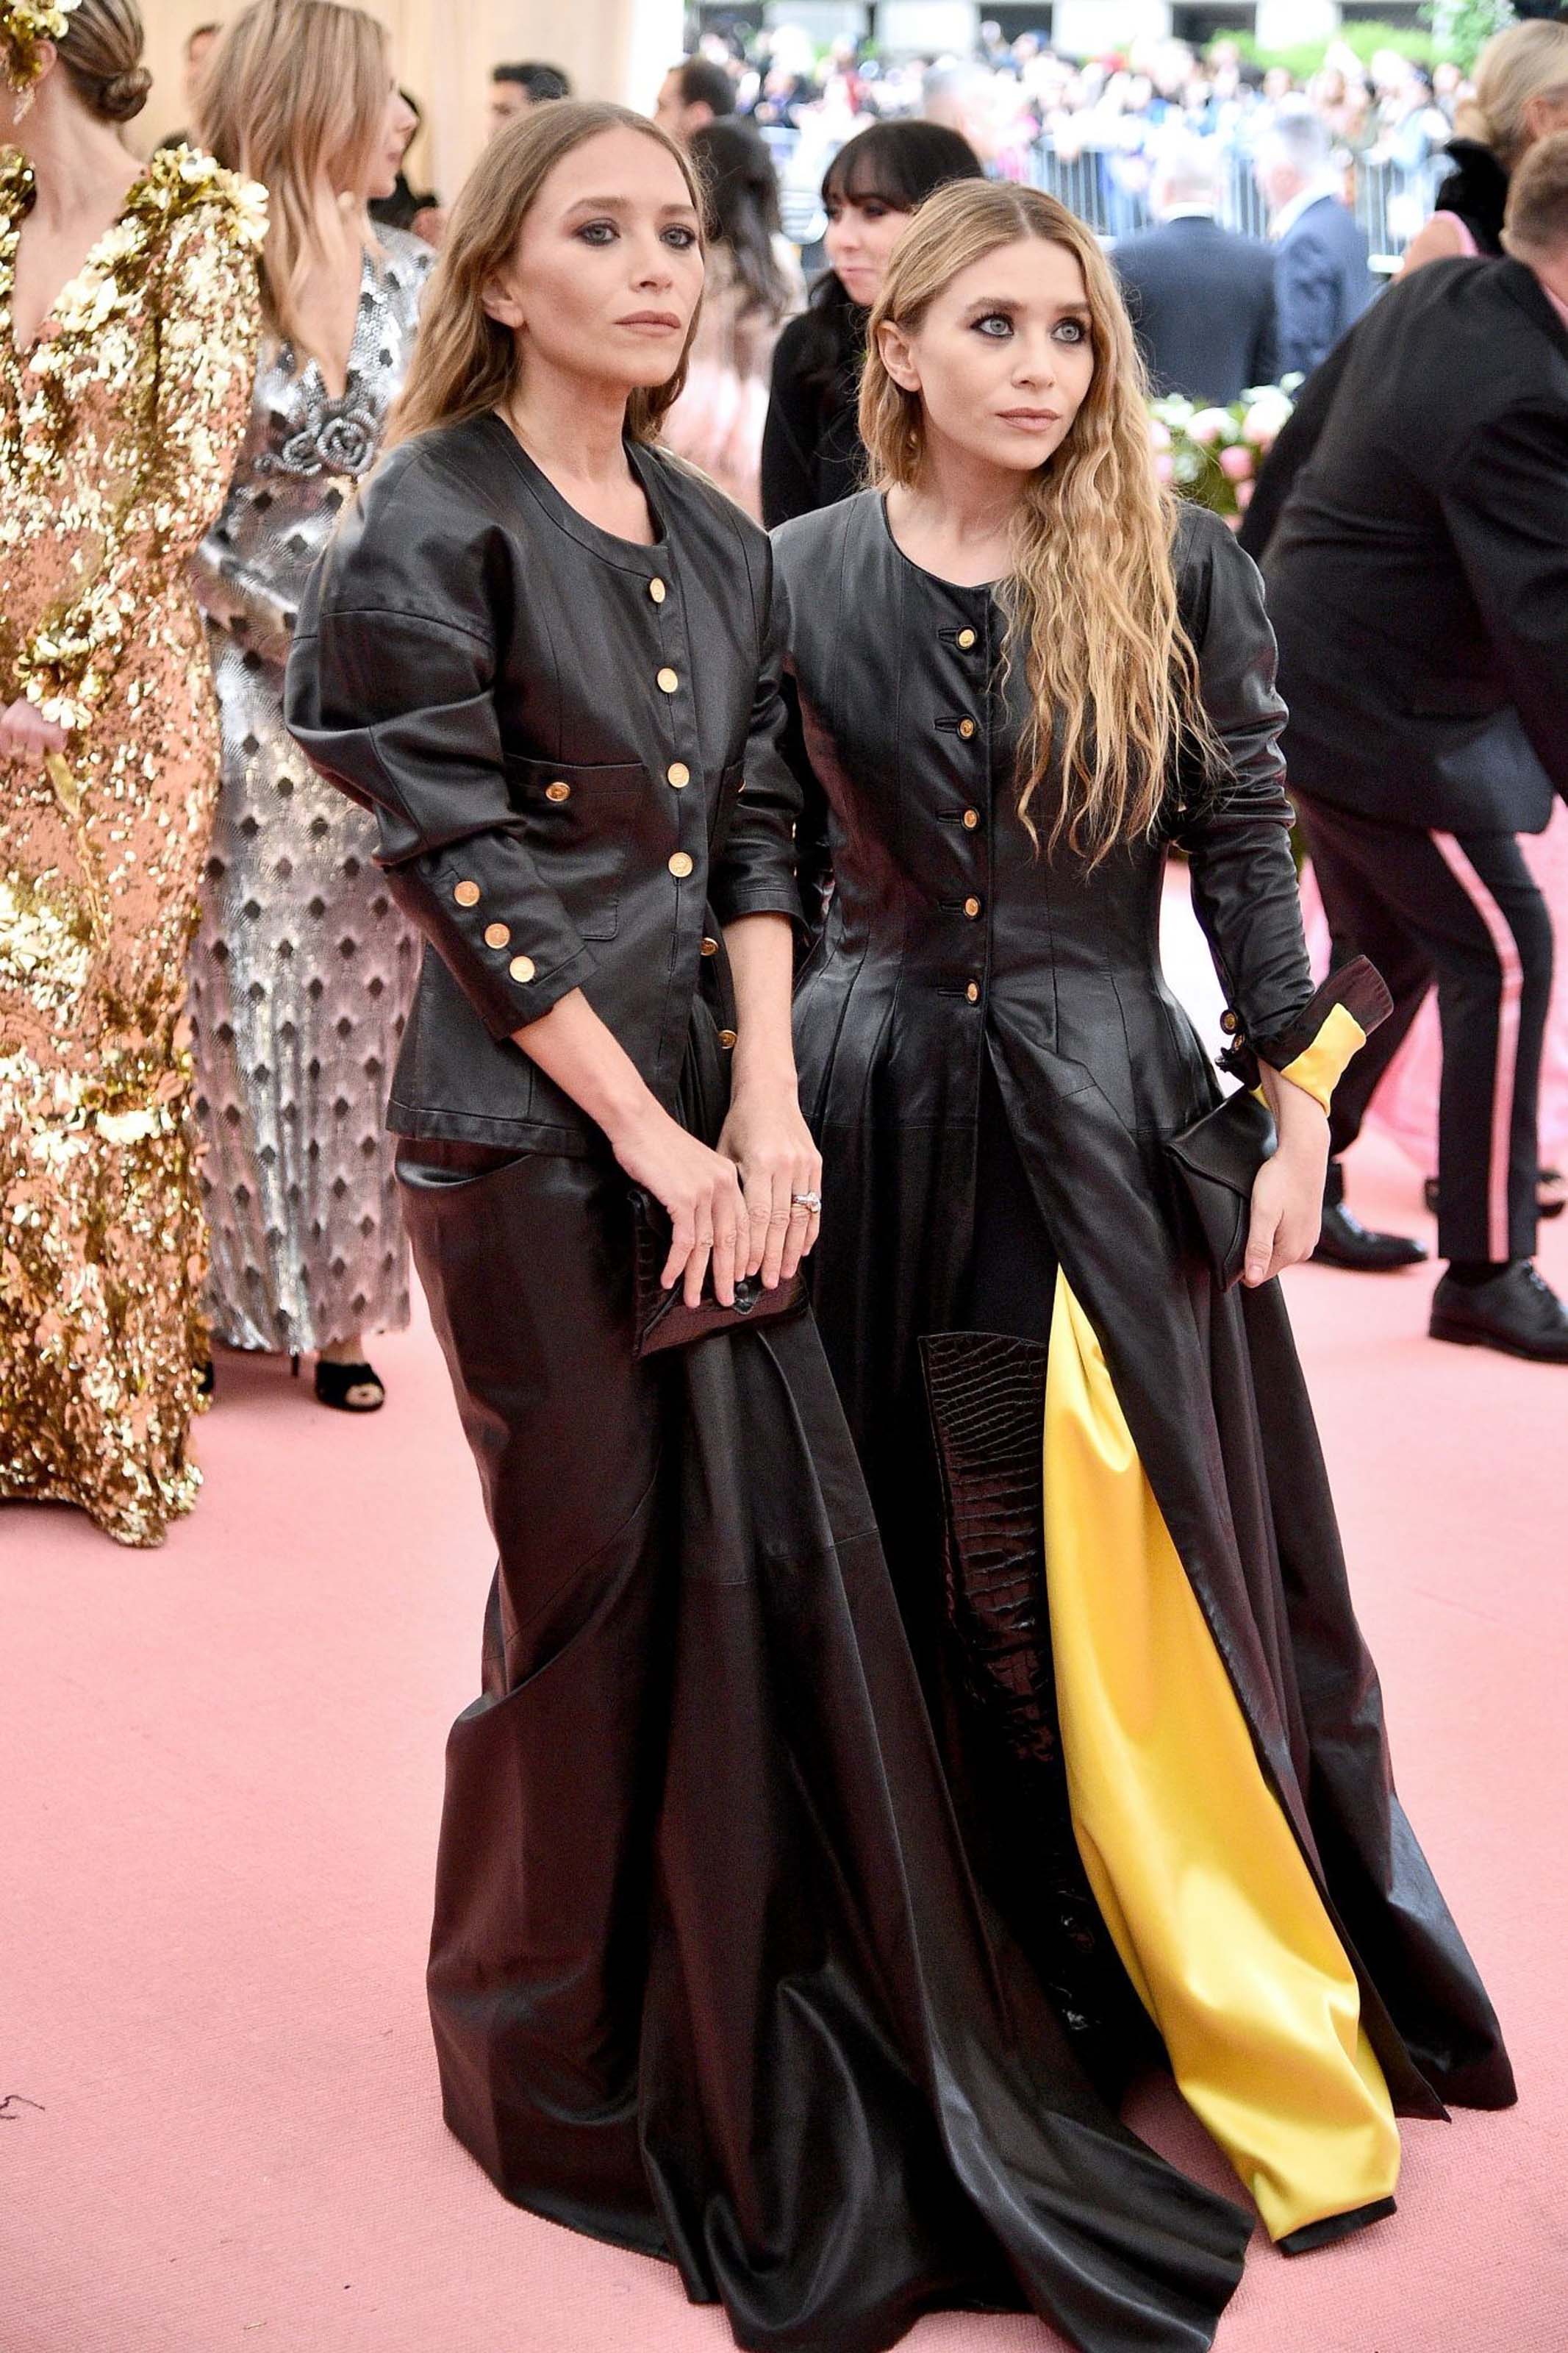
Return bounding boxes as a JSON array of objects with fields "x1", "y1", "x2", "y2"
[
  {"x1": 759, "y1": 118, "x2": 982, "y2": 526},
  {"x1": 286, "y1": 98, "x2": 1265, "y2": 2353},
  {"x1": 659, "y1": 116, "x2": 802, "y2": 515}
]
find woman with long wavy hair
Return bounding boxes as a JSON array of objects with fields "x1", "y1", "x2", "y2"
[
  {"x1": 777, "y1": 177, "x2": 1514, "y2": 2263},
  {"x1": 186, "y1": 0, "x2": 430, "y2": 1412}
]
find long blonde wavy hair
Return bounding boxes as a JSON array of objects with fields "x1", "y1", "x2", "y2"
[
  {"x1": 387, "y1": 103, "x2": 704, "y2": 450},
  {"x1": 198, "y1": 0, "x2": 390, "y2": 355},
  {"x1": 1455, "y1": 19, "x2": 1568, "y2": 169},
  {"x1": 860, "y1": 179, "x2": 1212, "y2": 863}
]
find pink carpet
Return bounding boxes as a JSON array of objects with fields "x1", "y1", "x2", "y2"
[{"x1": 4, "y1": 1004, "x2": 1566, "y2": 2352}]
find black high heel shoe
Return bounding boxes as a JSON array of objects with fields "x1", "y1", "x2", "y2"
[{"x1": 312, "y1": 1358, "x2": 385, "y2": 1413}]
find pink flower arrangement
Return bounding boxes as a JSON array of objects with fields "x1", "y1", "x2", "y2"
[{"x1": 1146, "y1": 378, "x2": 1300, "y2": 526}]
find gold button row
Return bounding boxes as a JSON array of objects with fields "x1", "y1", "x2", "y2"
[{"x1": 484, "y1": 921, "x2": 510, "y2": 949}]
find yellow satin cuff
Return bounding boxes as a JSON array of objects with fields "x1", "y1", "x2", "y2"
[
  {"x1": 1042, "y1": 1269, "x2": 1400, "y2": 2242},
  {"x1": 1273, "y1": 1001, "x2": 1367, "y2": 1115}
]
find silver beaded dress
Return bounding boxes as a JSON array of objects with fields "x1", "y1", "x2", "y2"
[{"x1": 188, "y1": 229, "x2": 432, "y2": 1353}]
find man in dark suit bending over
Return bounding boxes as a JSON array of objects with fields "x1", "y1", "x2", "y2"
[
  {"x1": 1255, "y1": 102, "x2": 1374, "y2": 378},
  {"x1": 1114, "y1": 135, "x2": 1278, "y2": 402},
  {"x1": 1263, "y1": 133, "x2": 1568, "y2": 1361}
]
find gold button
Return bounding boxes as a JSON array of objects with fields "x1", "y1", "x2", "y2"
[
  {"x1": 717, "y1": 1028, "x2": 737, "y2": 1049},
  {"x1": 657, "y1": 666, "x2": 679, "y2": 693},
  {"x1": 453, "y1": 879, "x2": 480, "y2": 907},
  {"x1": 668, "y1": 851, "x2": 693, "y2": 879},
  {"x1": 964, "y1": 896, "x2": 982, "y2": 919},
  {"x1": 962, "y1": 807, "x2": 979, "y2": 829},
  {"x1": 1220, "y1": 1010, "x2": 1239, "y2": 1035},
  {"x1": 965, "y1": 981, "x2": 980, "y2": 1004},
  {"x1": 649, "y1": 576, "x2": 667, "y2": 604},
  {"x1": 957, "y1": 718, "x2": 976, "y2": 740},
  {"x1": 700, "y1": 935, "x2": 718, "y2": 957},
  {"x1": 509, "y1": 954, "x2": 535, "y2": 983},
  {"x1": 957, "y1": 627, "x2": 976, "y2": 649},
  {"x1": 667, "y1": 761, "x2": 690, "y2": 789},
  {"x1": 484, "y1": 922, "x2": 511, "y2": 949},
  {"x1": 545, "y1": 780, "x2": 571, "y2": 803}
]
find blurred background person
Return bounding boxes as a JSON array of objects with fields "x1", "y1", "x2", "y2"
[
  {"x1": 760, "y1": 118, "x2": 982, "y2": 528},
  {"x1": 368, "y1": 85, "x2": 443, "y2": 245},
  {"x1": 1403, "y1": 18, "x2": 1568, "y2": 267},
  {"x1": 654, "y1": 54, "x2": 735, "y2": 146},
  {"x1": 1113, "y1": 130, "x2": 1276, "y2": 401},
  {"x1": 189, "y1": 0, "x2": 432, "y2": 1415},
  {"x1": 1261, "y1": 135, "x2": 1568, "y2": 1361},
  {"x1": 0, "y1": 0, "x2": 262, "y2": 1544},
  {"x1": 487, "y1": 60, "x2": 569, "y2": 140},
  {"x1": 660, "y1": 117, "x2": 803, "y2": 517},
  {"x1": 1255, "y1": 99, "x2": 1373, "y2": 378},
  {"x1": 154, "y1": 15, "x2": 221, "y2": 151}
]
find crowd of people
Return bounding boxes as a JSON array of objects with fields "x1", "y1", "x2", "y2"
[{"x1": 4, "y1": 1, "x2": 1563, "y2": 2350}]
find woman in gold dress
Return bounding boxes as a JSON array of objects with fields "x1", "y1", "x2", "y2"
[{"x1": 0, "y1": 0, "x2": 264, "y2": 1546}]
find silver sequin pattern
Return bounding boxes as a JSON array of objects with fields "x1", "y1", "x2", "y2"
[{"x1": 187, "y1": 230, "x2": 431, "y2": 1354}]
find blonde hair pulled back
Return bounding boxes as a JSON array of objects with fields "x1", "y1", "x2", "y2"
[
  {"x1": 860, "y1": 179, "x2": 1211, "y2": 864},
  {"x1": 1454, "y1": 19, "x2": 1568, "y2": 168},
  {"x1": 198, "y1": 0, "x2": 390, "y2": 354},
  {"x1": 387, "y1": 102, "x2": 704, "y2": 451}
]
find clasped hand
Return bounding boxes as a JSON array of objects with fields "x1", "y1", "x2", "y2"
[
  {"x1": 1244, "y1": 1066, "x2": 1331, "y2": 1288},
  {"x1": 0, "y1": 701, "x2": 68, "y2": 764},
  {"x1": 609, "y1": 1081, "x2": 823, "y2": 1310}
]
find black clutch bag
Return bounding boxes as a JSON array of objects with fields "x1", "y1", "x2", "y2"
[
  {"x1": 1164, "y1": 1088, "x2": 1278, "y2": 1291},
  {"x1": 630, "y1": 1186, "x2": 808, "y2": 1357}
]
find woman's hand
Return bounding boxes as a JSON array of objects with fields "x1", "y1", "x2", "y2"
[
  {"x1": 0, "y1": 701, "x2": 68, "y2": 764},
  {"x1": 1243, "y1": 1065, "x2": 1331, "y2": 1287},
  {"x1": 717, "y1": 1079, "x2": 823, "y2": 1288},
  {"x1": 606, "y1": 1098, "x2": 748, "y2": 1309}
]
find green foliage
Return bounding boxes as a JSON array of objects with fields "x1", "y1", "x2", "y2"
[
  {"x1": 1211, "y1": 13, "x2": 1500, "y2": 79},
  {"x1": 1422, "y1": 0, "x2": 1517, "y2": 69}
]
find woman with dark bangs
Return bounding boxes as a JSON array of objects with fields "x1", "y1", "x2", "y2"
[{"x1": 759, "y1": 118, "x2": 982, "y2": 526}]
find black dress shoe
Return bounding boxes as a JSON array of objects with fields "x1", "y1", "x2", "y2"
[
  {"x1": 1430, "y1": 1262, "x2": 1568, "y2": 1363},
  {"x1": 1313, "y1": 1198, "x2": 1428, "y2": 1271}
]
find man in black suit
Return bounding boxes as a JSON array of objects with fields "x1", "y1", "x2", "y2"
[
  {"x1": 1113, "y1": 135, "x2": 1278, "y2": 401},
  {"x1": 1255, "y1": 102, "x2": 1375, "y2": 378},
  {"x1": 1263, "y1": 133, "x2": 1568, "y2": 1360}
]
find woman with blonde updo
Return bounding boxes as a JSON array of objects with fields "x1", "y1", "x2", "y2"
[
  {"x1": 1402, "y1": 15, "x2": 1568, "y2": 268},
  {"x1": 0, "y1": 0, "x2": 264, "y2": 1545},
  {"x1": 777, "y1": 176, "x2": 1514, "y2": 2268},
  {"x1": 187, "y1": 0, "x2": 432, "y2": 1413}
]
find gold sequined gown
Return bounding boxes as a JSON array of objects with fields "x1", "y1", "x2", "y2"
[{"x1": 0, "y1": 147, "x2": 265, "y2": 1548}]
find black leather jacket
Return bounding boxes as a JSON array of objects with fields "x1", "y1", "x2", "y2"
[{"x1": 284, "y1": 412, "x2": 803, "y2": 1149}]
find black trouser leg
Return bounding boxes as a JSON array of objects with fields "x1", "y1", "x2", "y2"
[
  {"x1": 1300, "y1": 804, "x2": 1434, "y2": 1168},
  {"x1": 397, "y1": 1139, "x2": 670, "y2": 2251},
  {"x1": 1296, "y1": 801, "x2": 1552, "y2": 1262}
]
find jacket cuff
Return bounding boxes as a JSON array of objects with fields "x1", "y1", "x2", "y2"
[
  {"x1": 386, "y1": 851, "x2": 596, "y2": 1043},
  {"x1": 708, "y1": 877, "x2": 811, "y2": 936},
  {"x1": 1220, "y1": 957, "x2": 1393, "y2": 1113}
]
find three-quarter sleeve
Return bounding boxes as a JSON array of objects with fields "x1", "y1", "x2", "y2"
[
  {"x1": 284, "y1": 482, "x2": 597, "y2": 1041},
  {"x1": 17, "y1": 164, "x2": 265, "y2": 733},
  {"x1": 709, "y1": 538, "x2": 806, "y2": 932},
  {"x1": 1173, "y1": 511, "x2": 1388, "y2": 1099}
]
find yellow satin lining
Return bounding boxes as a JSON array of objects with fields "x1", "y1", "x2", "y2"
[
  {"x1": 1042, "y1": 1270, "x2": 1400, "y2": 2242},
  {"x1": 1275, "y1": 1002, "x2": 1367, "y2": 1114}
]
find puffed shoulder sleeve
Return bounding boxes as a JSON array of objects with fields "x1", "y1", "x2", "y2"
[
  {"x1": 284, "y1": 463, "x2": 597, "y2": 1040},
  {"x1": 1170, "y1": 508, "x2": 1389, "y2": 1107},
  {"x1": 708, "y1": 534, "x2": 806, "y2": 933}
]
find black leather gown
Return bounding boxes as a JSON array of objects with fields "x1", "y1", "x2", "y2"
[
  {"x1": 773, "y1": 490, "x2": 1515, "y2": 2244},
  {"x1": 284, "y1": 417, "x2": 1263, "y2": 2353}
]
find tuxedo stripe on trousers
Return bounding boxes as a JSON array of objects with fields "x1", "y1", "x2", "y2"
[{"x1": 1298, "y1": 796, "x2": 1553, "y2": 1264}]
